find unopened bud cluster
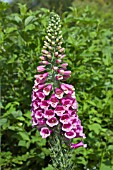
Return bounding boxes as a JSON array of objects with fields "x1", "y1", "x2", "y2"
[{"x1": 31, "y1": 12, "x2": 86, "y2": 149}]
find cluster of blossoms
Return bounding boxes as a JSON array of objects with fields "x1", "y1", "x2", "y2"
[{"x1": 31, "y1": 12, "x2": 86, "y2": 149}]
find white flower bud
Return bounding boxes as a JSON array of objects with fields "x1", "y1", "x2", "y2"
[
  {"x1": 51, "y1": 41, "x2": 55, "y2": 45},
  {"x1": 48, "y1": 33, "x2": 51, "y2": 36},
  {"x1": 56, "y1": 38, "x2": 59, "y2": 42}
]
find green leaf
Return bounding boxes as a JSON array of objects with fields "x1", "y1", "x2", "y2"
[
  {"x1": 11, "y1": 110, "x2": 22, "y2": 118},
  {"x1": 14, "y1": 16, "x2": 22, "y2": 23},
  {"x1": 88, "y1": 123, "x2": 102, "y2": 134},
  {"x1": 25, "y1": 16, "x2": 34, "y2": 26},
  {"x1": 18, "y1": 132, "x2": 30, "y2": 141},
  {"x1": 42, "y1": 164, "x2": 54, "y2": 170},
  {"x1": 108, "y1": 145, "x2": 113, "y2": 151},
  {"x1": 18, "y1": 140, "x2": 27, "y2": 147},
  {"x1": 0, "y1": 118, "x2": 7, "y2": 126},
  {"x1": 18, "y1": 3, "x2": 27, "y2": 15},
  {"x1": 24, "y1": 24, "x2": 35, "y2": 31},
  {"x1": 100, "y1": 163, "x2": 113, "y2": 170}
]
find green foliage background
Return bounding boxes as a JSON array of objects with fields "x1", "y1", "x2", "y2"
[{"x1": 0, "y1": 1, "x2": 113, "y2": 170}]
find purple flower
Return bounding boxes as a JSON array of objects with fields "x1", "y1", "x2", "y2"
[
  {"x1": 54, "y1": 105, "x2": 65, "y2": 116},
  {"x1": 36, "y1": 92, "x2": 45, "y2": 101},
  {"x1": 40, "y1": 100, "x2": 49, "y2": 110},
  {"x1": 65, "y1": 130, "x2": 76, "y2": 139},
  {"x1": 43, "y1": 84, "x2": 52, "y2": 96},
  {"x1": 55, "y1": 88, "x2": 64, "y2": 99},
  {"x1": 31, "y1": 12, "x2": 86, "y2": 148},
  {"x1": 70, "y1": 141, "x2": 87, "y2": 149},
  {"x1": 40, "y1": 127, "x2": 51, "y2": 138},
  {"x1": 37, "y1": 65, "x2": 46, "y2": 72},
  {"x1": 62, "y1": 123, "x2": 72, "y2": 132},
  {"x1": 60, "y1": 114, "x2": 70, "y2": 124},
  {"x1": 44, "y1": 109, "x2": 55, "y2": 119},
  {"x1": 49, "y1": 94, "x2": 59, "y2": 108},
  {"x1": 46, "y1": 117, "x2": 58, "y2": 127}
]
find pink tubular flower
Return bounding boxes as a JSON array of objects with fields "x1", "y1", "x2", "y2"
[
  {"x1": 53, "y1": 66, "x2": 58, "y2": 71},
  {"x1": 49, "y1": 94, "x2": 59, "y2": 108},
  {"x1": 70, "y1": 141, "x2": 87, "y2": 149},
  {"x1": 38, "y1": 118, "x2": 46, "y2": 126},
  {"x1": 32, "y1": 91, "x2": 37, "y2": 101},
  {"x1": 44, "y1": 109, "x2": 55, "y2": 119},
  {"x1": 63, "y1": 70, "x2": 71, "y2": 76},
  {"x1": 56, "y1": 59, "x2": 62, "y2": 63},
  {"x1": 40, "y1": 61, "x2": 50, "y2": 65},
  {"x1": 60, "y1": 114, "x2": 70, "y2": 124},
  {"x1": 43, "y1": 84, "x2": 52, "y2": 96},
  {"x1": 62, "y1": 123, "x2": 72, "y2": 132},
  {"x1": 37, "y1": 65, "x2": 46, "y2": 72},
  {"x1": 40, "y1": 127, "x2": 51, "y2": 138},
  {"x1": 46, "y1": 117, "x2": 58, "y2": 127},
  {"x1": 55, "y1": 88, "x2": 64, "y2": 99},
  {"x1": 36, "y1": 92, "x2": 45, "y2": 101},
  {"x1": 39, "y1": 56, "x2": 45, "y2": 60},
  {"x1": 65, "y1": 130, "x2": 76, "y2": 139},
  {"x1": 32, "y1": 100, "x2": 39, "y2": 110},
  {"x1": 61, "y1": 63, "x2": 68, "y2": 69},
  {"x1": 40, "y1": 100, "x2": 49, "y2": 110},
  {"x1": 35, "y1": 72, "x2": 48, "y2": 84},
  {"x1": 60, "y1": 85, "x2": 68, "y2": 94},
  {"x1": 56, "y1": 74, "x2": 63, "y2": 80},
  {"x1": 58, "y1": 69, "x2": 64, "y2": 74},
  {"x1": 54, "y1": 105, "x2": 65, "y2": 116},
  {"x1": 72, "y1": 100, "x2": 78, "y2": 109},
  {"x1": 60, "y1": 83, "x2": 74, "y2": 94},
  {"x1": 35, "y1": 110, "x2": 44, "y2": 118},
  {"x1": 61, "y1": 98, "x2": 73, "y2": 110}
]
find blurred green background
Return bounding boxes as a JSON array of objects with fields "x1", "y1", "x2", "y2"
[{"x1": 0, "y1": 0, "x2": 113, "y2": 169}]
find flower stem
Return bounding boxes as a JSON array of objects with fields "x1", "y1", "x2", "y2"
[{"x1": 49, "y1": 127, "x2": 74, "y2": 170}]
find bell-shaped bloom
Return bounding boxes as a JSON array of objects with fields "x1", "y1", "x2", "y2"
[
  {"x1": 63, "y1": 71, "x2": 71, "y2": 76},
  {"x1": 40, "y1": 127, "x2": 51, "y2": 138},
  {"x1": 62, "y1": 123, "x2": 72, "y2": 132},
  {"x1": 43, "y1": 84, "x2": 52, "y2": 96},
  {"x1": 32, "y1": 91, "x2": 37, "y2": 101},
  {"x1": 39, "y1": 56, "x2": 46, "y2": 60},
  {"x1": 32, "y1": 100, "x2": 39, "y2": 110},
  {"x1": 61, "y1": 63, "x2": 68, "y2": 69},
  {"x1": 38, "y1": 118, "x2": 46, "y2": 126},
  {"x1": 40, "y1": 100, "x2": 49, "y2": 110},
  {"x1": 40, "y1": 61, "x2": 50, "y2": 65},
  {"x1": 44, "y1": 109, "x2": 55, "y2": 119},
  {"x1": 65, "y1": 130, "x2": 76, "y2": 139},
  {"x1": 46, "y1": 117, "x2": 58, "y2": 127},
  {"x1": 70, "y1": 141, "x2": 87, "y2": 149},
  {"x1": 60, "y1": 114, "x2": 70, "y2": 124},
  {"x1": 55, "y1": 88, "x2": 64, "y2": 99},
  {"x1": 35, "y1": 110, "x2": 44, "y2": 119},
  {"x1": 56, "y1": 74, "x2": 63, "y2": 80},
  {"x1": 54, "y1": 105, "x2": 65, "y2": 116},
  {"x1": 58, "y1": 69, "x2": 64, "y2": 74},
  {"x1": 35, "y1": 72, "x2": 48, "y2": 84},
  {"x1": 60, "y1": 83, "x2": 74, "y2": 94},
  {"x1": 49, "y1": 94, "x2": 59, "y2": 108},
  {"x1": 36, "y1": 92, "x2": 45, "y2": 101},
  {"x1": 33, "y1": 84, "x2": 46, "y2": 91},
  {"x1": 37, "y1": 65, "x2": 46, "y2": 72},
  {"x1": 72, "y1": 100, "x2": 78, "y2": 109},
  {"x1": 61, "y1": 98, "x2": 73, "y2": 110}
]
